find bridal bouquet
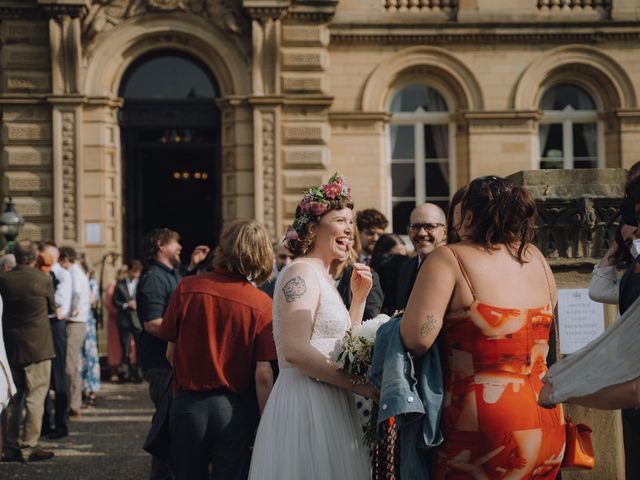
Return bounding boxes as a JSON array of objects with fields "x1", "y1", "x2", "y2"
[{"x1": 335, "y1": 313, "x2": 391, "y2": 446}]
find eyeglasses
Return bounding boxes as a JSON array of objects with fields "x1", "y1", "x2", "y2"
[{"x1": 407, "y1": 223, "x2": 445, "y2": 234}]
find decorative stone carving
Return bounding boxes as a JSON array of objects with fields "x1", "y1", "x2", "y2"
[
  {"x1": 282, "y1": 25, "x2": 329, "y2": 46},
  {"x1": 261, "y1": 111, "x2": 277, "y2": 237},
  {"x1": 82, "y1": 1, "x2": 249, "y2": 42},
  {"x1": 12, "y1": 197, "x2": 53, "y2": 217},
  {"x1": 1, "y1": 46, "x2": 50, "y2": 69},
  {"x1": 281, "y1": 73, "x2": 325, "y2": 93},
  {"x1": 281, "y1": 49, "x2": 327, "y2": 71},
  {"x1": 3, "y1": 124, "x2": 51, "y2": 143},
  {"x1": 4, "y1": 172, "x2": 53, "y2": 192},
  {"x1": 283, "y1": 123, "x2": 328, "y2": 144},
  {"x1": 509, "y1": 169, "x2": 625, "y2": 261},
  {"x1": 282, "y1": 146, "x2": 328, "y2": 168},
  {"x1": 146, "y1": 0, "x2": 187, "y2": 11},
  {"x1": 3, "y1": 73, "x2": 51, "y2": 92},
  {"x1": 61, "y1": 111, "x2": 77, "y2": 241},
  {"x1": 2, "y1": 147, "x2": 52, "y2": 168},
  {"x1": 0, "y1": 21, "x2": 49, "y2": 44}
]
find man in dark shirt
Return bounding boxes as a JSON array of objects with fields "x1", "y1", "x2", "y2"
[{"x1": 136, "y1": 228, "x2": 208, "y2": 480}]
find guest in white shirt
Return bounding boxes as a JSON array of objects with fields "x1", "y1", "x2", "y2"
[
  {"x1": 40, "y1": 242, "x2": 73, "y2": 438},
  {"x1": 59, "y1": 246, "x2": 90, "y2": 417},
  {"x1": 0, "y1": 293, "x2": 17, "y2": 454}
]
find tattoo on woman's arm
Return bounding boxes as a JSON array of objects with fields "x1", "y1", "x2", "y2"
[
  {"x1": 282, "y1": 276, "x2": 307, "y2": 303},
  {"x1": 420, "y1": 315, "x2": 437, "y2": 337}
]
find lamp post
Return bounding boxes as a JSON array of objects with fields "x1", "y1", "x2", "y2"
[{"x1": 0, "y1": 197, "x2": 24, "y2": 251}]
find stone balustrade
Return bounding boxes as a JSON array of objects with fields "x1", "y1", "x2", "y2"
[
  {"x1": 382, "y1": 0, "x2": 458, "y2": 15},
  {"x1": 537, "y1": 0, "x2": 612, "y2": 15}
]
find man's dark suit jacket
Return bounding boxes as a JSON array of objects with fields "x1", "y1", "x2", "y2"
[
  {"x1": 0, "y1": 264, "x2": 55, "y2": 366},
  {"x1": 336, "y1": 265, "x2": 383, "y2": 321},
  {"x1": 395, "y1": 255, "x2": 421, "y2": 311},
  {"x1": 113, "y1": 278, "x2": 142, "y2": 332}
]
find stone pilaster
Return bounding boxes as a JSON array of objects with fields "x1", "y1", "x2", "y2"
[
  {"x1": 279, "y1": 6, "x2": 334, "y2": 233},
  {"x1": 0, "y1": 10, "x2": 52, "y2": 242}
]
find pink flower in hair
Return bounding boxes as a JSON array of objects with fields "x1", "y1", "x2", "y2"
[
  {"x1": 310, "y1": 202, "x2": 327, "y2": 216},
  {"x1": 285, "y1": 225, "x2": 299, "y2": 241},
  {"x1": 323, "y1": 182, "x2": 343, "y2": 200}
]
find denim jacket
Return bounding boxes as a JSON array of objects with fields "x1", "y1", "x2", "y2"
[{"x1": 368, "y1": 316, "x2": 444, "y2": 479}]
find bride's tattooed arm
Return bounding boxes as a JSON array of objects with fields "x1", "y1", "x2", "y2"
[{"x1": 282, "y1": 276, "x2": 307, "y2": 303}]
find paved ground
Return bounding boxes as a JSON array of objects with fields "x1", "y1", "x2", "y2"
[{"x1": 0, "y1": 381, "x2": 155, "y2": 480}]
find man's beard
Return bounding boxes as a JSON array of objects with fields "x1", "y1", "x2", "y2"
[{"x1": 169, "y1": 254, "x2": 181, "y2": 268}]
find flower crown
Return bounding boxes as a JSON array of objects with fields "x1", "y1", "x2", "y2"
[{"x1": 286, "y1": 173, "x2": 352, "y2": 241}]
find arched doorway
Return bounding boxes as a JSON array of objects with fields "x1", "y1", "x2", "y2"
[{"x1": 119, "y1": 51, "x2": 221, "y2": 262}]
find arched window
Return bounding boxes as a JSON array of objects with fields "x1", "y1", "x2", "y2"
[
  {"x1": 388, "y1": 84, "x2": 451, "y2": 233},
  {"x1": 120, "y1": 53, "x2": 217, "y2": 99},
  {"x1": 539, "y1": 84, "x2": 600, "y2": 169}
]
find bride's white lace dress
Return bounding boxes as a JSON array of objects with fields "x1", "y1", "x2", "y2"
[{"x1": 248, "y1": 261, "x2": 369, "y2": 479}]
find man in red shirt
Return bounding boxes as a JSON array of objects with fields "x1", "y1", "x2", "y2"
[{"x1": 158, "y1": 220, "x2": 276, "y2": 480}]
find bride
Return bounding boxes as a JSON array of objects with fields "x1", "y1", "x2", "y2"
[{"x1": 249, "y1": 174, "x2": 375, "y2": 479}]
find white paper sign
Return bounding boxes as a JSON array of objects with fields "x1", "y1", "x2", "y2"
[
  {"x1": 86, "y1": 223, "x2": 101, "y2": 244},
  {"x1": 557, "y1": 288, "x2": 605, "y2": 355}
]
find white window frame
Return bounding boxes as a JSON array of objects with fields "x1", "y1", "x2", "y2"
[
  {"x1": 539, "y1": 99, "x2": 603, "y2": 170},
  {"x1": 388, "y1": 105, "x2": 456, "y2": 234}
]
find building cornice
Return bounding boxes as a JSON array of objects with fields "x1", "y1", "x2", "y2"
[{"x1": 330, "y1": 23, "x2": 640, "y2": 45}]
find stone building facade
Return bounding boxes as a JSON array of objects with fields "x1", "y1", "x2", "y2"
[{"x1": 1, "y1": 0, "x2": 640, "y2": 262}]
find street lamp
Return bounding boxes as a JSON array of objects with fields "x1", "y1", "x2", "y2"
[{"x1": 0, "y1": 197, "x2": 24, "y2": 248}]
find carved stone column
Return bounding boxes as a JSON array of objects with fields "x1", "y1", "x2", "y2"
[
  {"x1": 40, "y1": 0, "x2": 88, "y2": 244},
  {"x1": 244, "y1": 1, "x2": 290, "y2": 237}
]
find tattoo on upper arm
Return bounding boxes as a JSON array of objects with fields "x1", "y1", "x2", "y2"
[
  {"x1": 282, "y1": 276, "x2": 307, "y2": 303},
  {"x1": 420, "y1": 315, "x2": 437, "y2": 338}
]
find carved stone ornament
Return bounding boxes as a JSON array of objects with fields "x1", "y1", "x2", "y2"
[
  {"x1": 261, "y1": 111, "x2": 276, "y2": 237},
  {"x1": 61, "y1": 111, "x2": 77, "y2": 241},
  {"x1": 82, "y1": 0, "x2": 249, "y2": 42},
  {"x1": 146, "y1": 0, "x2": 187, "y2": 11}
]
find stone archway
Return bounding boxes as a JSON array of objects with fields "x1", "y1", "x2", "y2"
[{"x1": 80, "y1": 15, "x2": 252, "y2": 260}]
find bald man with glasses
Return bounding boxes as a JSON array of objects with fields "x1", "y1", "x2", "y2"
[{"x1": 394, "y1": 203, "x2": 447, "y2": 311}]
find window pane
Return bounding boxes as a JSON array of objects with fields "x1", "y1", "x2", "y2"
[
  {"x1": 121, "y1": 55, "x2": 217, "y2": 99},
  {"x1": 392, "y1": 164, "x2": 415, "y2": 197},
  {"x1": 539, "y1": 84, "x2": 596, "y2": 111},
  {"x1": 389, "y1": 85, "x2": 448, "y2": 113},
  {"x1": 573, "y1": 123, "x2": 597, "y2": 159},
  {"x1": 540, "y1": 123, "x2": 563, "y2": 159},
  {"x1": 574, "y1": 159, "x2": 598, "y2": 169},
  {"x1": 390, "y1": 125, "x2": 414, "y2": 159},
  {"x1": 392, "y1": 201, "x2": 415, "y2": 234},
  {"x1": 425, "y1": 162, "x2": 450, "y2": 197},
  {"x1": 425, "y1": 125, "x2": 448, "y2": 159}
]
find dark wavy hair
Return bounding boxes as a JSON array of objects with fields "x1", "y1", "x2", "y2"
[
  {"x1": 370, "y1": 233, "x2": 405, "y2": 271},
  {"x1": 288, "y1": 197, "x2": 354, "y2": 257},
  {"x1": 447, "y1": 185, "x2": 468, "y2": 245},
  {"x1": 461, "y1": 176, "x2": 537, "y2": 263},
  {"x1": 142, "y1": 228, "x2": 179, "y2": 264},
  {"x1": 356, "y1": 208, "x2": 389, "y2": 232}
]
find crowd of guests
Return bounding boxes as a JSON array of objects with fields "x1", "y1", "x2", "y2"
[
  {"x1": 0, "y1": 240, "x2": 102, "y2": 462},
  {"x1": 1, "y1": 169, "x2": 640, "y2": 479}
]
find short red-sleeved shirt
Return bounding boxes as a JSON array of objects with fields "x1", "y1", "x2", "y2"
[{"x1": 158, "y1": 268, "x2": 276, "y2": 394}]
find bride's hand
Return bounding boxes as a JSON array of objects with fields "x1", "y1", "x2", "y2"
[
  {"x1": 351, "y1": 381, "x2": 379, "y2": 403},
  {"x1": 350, "y1": 263, "x2": 373, "y2": 302}
]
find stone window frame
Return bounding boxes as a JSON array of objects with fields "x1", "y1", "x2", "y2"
[
  {"x1": 538, "y1": 82, "x2": 604, "y2": 171},
  {"x1": 387, "y1": 80, "x2": 456, "y2": 234}
]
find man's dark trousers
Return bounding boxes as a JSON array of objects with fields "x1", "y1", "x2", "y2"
[{"x1": 42, "y1": 318, "x2": 69, "y2": 436}]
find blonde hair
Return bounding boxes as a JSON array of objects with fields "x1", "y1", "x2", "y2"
[{"x1": 213, "y1": 220, "x2": 274, "y2": 284}]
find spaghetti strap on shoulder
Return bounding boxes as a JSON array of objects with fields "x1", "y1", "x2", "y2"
[{"x1": 444, "y1": 246, "x2": 477, "y2": 301}]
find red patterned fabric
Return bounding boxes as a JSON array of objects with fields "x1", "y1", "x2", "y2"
[
  {"x1": 373, "y1": 417, "x2": 400, "y2": 479},
  {"x1": 434, "y1": 298, "x2": 566, "y2": 479}
]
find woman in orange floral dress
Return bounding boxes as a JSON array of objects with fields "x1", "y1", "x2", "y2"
[{"x1": 400, "y1": 176, "x2": 565, "y2": 479}]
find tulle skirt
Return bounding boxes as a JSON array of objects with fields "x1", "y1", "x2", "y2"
[{"x1": 249, "y1": 367, "x2": 369, "y2": 480}]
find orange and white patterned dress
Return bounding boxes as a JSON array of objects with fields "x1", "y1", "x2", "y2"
[{"x1": 434, "y1": 249, "x2": 565, "y2": 479}]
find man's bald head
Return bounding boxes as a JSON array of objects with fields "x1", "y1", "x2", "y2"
[{"x1": 407, "y1": 203, "x2": 447, "y2": 260}]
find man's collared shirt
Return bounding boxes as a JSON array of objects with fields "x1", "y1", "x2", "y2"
[
  {"x1": 126, "y1": 277, "x2": 138, "y2": 299},
  {"x1": 136, "y1": 261, "x2": 181, "y2": 371},
  {"x1": 51, "y1": 262, "x2": 72, "y2": 319},
  {"x1": 68, "y1": 263, "x2": 90, "y2": 323}
]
